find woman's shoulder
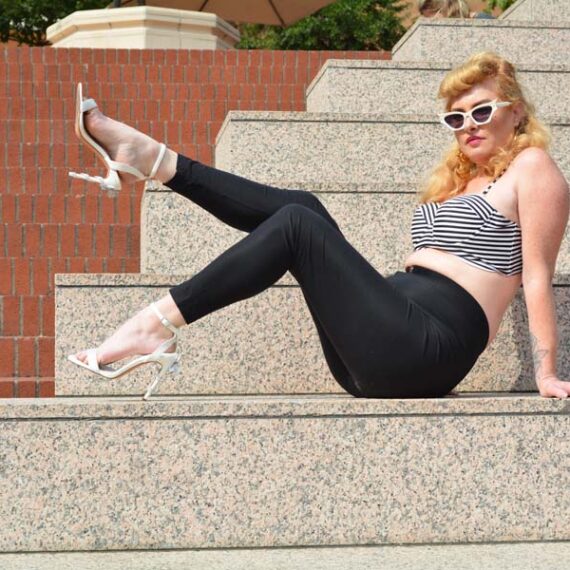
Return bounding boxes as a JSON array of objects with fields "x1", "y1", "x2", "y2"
[
  {"x1": 511, "y1": 147, "x2": 555, "y2": 172},
  {"x1": 511, "y1": 147, "x2": 568, "y2": 200}
]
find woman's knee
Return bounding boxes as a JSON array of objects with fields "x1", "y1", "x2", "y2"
[
  {"x1": 276, "y1": 202, "x2": 334, "y2": 229},
  {"x1": 274, "y1": 203, "x2": 320, "y2": 230},
  {"x1": 278, "y1": 196, "x2": 341, "y2": 233}
]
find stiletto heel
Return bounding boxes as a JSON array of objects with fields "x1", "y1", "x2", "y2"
[
  {"x1": 69, "y1": 82, "x2": 167, "y2": 196},
  {"x1": 68, "y1": 302, "x2": 181, "y2": 400},
  {"x1": 142, "y1": 353, "x2": 181, "y2": 401}
]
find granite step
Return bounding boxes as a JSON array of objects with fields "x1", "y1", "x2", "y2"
[
  {"x1": 306, "y1": 60, "x2": 570, "y2": 115},
  {"x1": 140, "y1": 184, "x2": 570, "y2": 277},
  {"x1": 0, "y1": 394, "x2": 568, "y2": 552},
  {"x1": 55, "y1": 273, "x2": 570, "y2": 397},
  {"x1": 142, "y1": 185, "x2": 417, "y2": 276},
  {"x1": 1, "y1": 541, "x2": 569, "y2": 569},
  {"x1": 391, "y1": 19, "x2": 570, "y2": 65},
  {"x1": 214, "y1": 111, "x2": 570, "y2": 186},
  {"x1": 502, "y1": 0, "x2": 570, "y2": 21}
]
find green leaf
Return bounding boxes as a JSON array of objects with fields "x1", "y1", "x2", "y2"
[
  {"x1": 236, "y1": 0, "x2": 408, "y2": 51},
  {"x1": 0, "y1": 0, "x2": 108, "y2": 46}
]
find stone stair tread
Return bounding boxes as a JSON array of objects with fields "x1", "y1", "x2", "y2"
[
  {"x1": 502, "y1": 0, "x2": 569, "y2": 21},
  {"x1": 141, "y1": 189, "x2": 570, "y2": 277},
  {"x1": 0, "y1": 541, "x2": 569, "y2": 570},
  {"x1": 2, "y1": 391, "x2": 568, "y2": 551},
  {"x1": 216, "y1": 110, "x2": 569, "y2": 132},
  {"x1": 310, "y1": 59, "x2": 570, "y2": 72},
  {"x1": 150, "y1": 180, "x2": 418, "y2": 193},
  {"x1": 307, "y1": 58, "x2": 570, "y2": 97},
  {"x1": 213, "y1": 111, "x2": 570, "y2": 186},
  {"x1": 306, "y1": 60, "x2": 570, "y2": 115},
  {"x1": 391, "y1": 18, "x2": 570, "y2": 65},
  {"x1": 55, "y1": 271, "x2": 570, "y2": 287},
  {"x1": 0, "y1": 392, "x2": 566, "y2": 420}
]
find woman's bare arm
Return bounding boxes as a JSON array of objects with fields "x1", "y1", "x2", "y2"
[{"x1": 516, "y1": 147, "x2": 570, "y2": 397}]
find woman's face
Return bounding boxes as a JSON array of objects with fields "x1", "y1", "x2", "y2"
[{"x1": 447, "y1": 77, "x2": 525, "y2": 168}]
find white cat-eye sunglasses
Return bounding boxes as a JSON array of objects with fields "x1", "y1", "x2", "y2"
[{"x1": 439, "y1": 100, "x2": 512, "y2": 131}]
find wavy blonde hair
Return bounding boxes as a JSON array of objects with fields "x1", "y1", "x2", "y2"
[{"x1": 419, "y1": 52, "x2": 550, "y2": 204}]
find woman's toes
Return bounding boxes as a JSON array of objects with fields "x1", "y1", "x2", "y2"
[{"x1": 74, "y1": 350, "x2": 90, "y2": 364}]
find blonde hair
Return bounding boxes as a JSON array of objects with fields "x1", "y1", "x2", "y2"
[
  {"x1": 419, "y1": 51, "x2": 550, "y2": 204},
  {"x1": 417, "y1": 0, "x2": 470, "y2": 17}
]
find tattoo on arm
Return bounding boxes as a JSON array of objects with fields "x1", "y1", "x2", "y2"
[{"x1": 530, "y1": 333, "x2": 549, "y2": 378}]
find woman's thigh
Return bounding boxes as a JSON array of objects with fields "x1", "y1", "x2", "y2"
[{"x1": 285, "y1": 205, "x2": 481, "y2": 398}]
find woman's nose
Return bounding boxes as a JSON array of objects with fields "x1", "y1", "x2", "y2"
[{"x1": 463, "y1": 116, "x2": 479, "y2": 132}]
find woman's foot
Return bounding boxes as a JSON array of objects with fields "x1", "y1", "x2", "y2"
[
  {"x1": 72, "y1": 295, "x2": 186, "y2": 368},
  {"x1": 82, "y1": 106, "x2": 178, "y2": 185}
]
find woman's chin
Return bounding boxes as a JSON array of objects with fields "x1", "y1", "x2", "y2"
[{"x1": 462, "y1": 149, "x2": 491, "y2": 166}]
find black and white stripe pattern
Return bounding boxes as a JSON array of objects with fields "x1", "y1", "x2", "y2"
[{"x1": 411, "y1": 194, "x2": 522, "y2": 276}]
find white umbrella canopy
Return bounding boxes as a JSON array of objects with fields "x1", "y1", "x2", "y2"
[{"x1": 114, "y1": 0, "x2": 338, "y2": 26}]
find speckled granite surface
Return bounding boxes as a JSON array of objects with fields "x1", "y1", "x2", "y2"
[
  {"x1": 1, "y1": 393, "x2": 569, "y2": 419},
  {"x1": 141, "y1": 189, "x2": 416, "y2": 276},
  {"x1": 55, "y1": 281, "x2": 335, "y2": 397},
  {"x1": 0, "y1": 395, "x2": 568, "y2": 551},
  {"x1": 392, "y1": 19, "x2": 570, "y2": 65},
  {"x1": 214, "y1": 112, "x2": 570, "y2": 186},
  {"x1": 1, "y1": 542, "x2": 570, "y2": 570},
  {"x1": 141, "y1": 186, "x2": 570, "y2": 276},
  {"x1": 55, "y1": 274, "x2": 570, "y2": 396},
  {"x1": 502, "y1": 0, "x2": 569, "y2": 21},
  {"x1": 306, "y1": 60, "x2": 570, "y2": 116}
]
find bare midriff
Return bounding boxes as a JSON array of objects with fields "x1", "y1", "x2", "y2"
[{"x1": 404, "y1": 247, "x2": 522, "y2": 349}]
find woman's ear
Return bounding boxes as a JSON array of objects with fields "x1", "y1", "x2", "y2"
[{"x1": 513, "y1": 101, "x2": 526, "y2": 129}]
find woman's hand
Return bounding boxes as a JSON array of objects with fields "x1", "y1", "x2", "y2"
[{"x1": 537, "y1": 375, "x2": 570, "y2": 399}]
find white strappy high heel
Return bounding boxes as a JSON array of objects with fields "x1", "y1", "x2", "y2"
[
  {"x1": 69, "y1": 82, "x2": 167, "y2": 197},
  {"x1": 67, "y1": 303, "x2": 181, "y2": 400}
]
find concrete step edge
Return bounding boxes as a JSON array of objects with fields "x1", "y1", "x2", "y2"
[
  {"x1": 0, "y1": 541, "x2": 569, "y2": 570},
  {"x1": 54, "y1": 272, "x2": 570, "y2": 287},
  {"x1": 0, "y1": 393, "x2": 566, "y2": 420},
  {"x1": 306, "y1": 59, "x2": 570, "y2": 100}
]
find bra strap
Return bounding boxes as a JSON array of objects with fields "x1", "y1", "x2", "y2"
[{"x1": 482, "y1": 167, "x2": 507, "y2": 195}]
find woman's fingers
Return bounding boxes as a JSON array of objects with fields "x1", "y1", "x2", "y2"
[{"x1": 539, "y1": 377, "x2": 570, "y2": 399}]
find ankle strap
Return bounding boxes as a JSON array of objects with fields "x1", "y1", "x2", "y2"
[
  {"x1": 150, "y1": 302, "x2": 179, "y2": 335},
  {"x1": 149, "y1": 143, "x2": 167, "y2": 179}
]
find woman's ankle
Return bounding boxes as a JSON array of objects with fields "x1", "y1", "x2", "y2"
[
  {"x1": 153, "y1": 294, "x2": 186, "y2": 329},
  {"x1": 156, "y1": 148, "x2": 178, "y2": 184}
]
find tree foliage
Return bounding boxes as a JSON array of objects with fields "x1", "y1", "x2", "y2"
[
  {"x1": 237, "y1": 0, "x2": 408, "y2": 51},
  {"x1": 486, "y1": 0, "x2": 516, "y2": 10},
  {"x1": 0, "y1": 0, "x2": 108, "y2": 46}
]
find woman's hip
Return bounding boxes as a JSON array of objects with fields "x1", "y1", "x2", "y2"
[{"x1": 353, "y1": 267, "x2": 490, "y2": 398}]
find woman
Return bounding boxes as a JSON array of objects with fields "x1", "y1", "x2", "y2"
[
  {"x1": 69, "y1": 52, "x2": 569, "y2": 401},
  {"x1": 418, "y1": 0, "x2": 470, "y2": 18}
]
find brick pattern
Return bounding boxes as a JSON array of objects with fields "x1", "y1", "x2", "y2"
[{"x1": 0, "y1": 46, "x2": 389, "y2": 397}]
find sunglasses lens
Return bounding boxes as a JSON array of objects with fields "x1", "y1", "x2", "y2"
[
  {"x1": 444, "y1": 113, "x2": 464, "y2": 129},
  {"x1": 471, "y1": 105, "x2": 493, "y2": 124}
]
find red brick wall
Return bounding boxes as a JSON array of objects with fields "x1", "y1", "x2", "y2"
[{"x1": 0, "y1": 46, "x2": 390, "y2": 398}]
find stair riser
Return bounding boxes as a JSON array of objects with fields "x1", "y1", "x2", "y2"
[
  {"x1": 55, "y1": 279, "x2": 570, "y2": 396},
  {"x1": 392, "y1": 20, "x2": 570, "y2": 65},
  {"x1": 142, "y1": 191, "x2": 415, "y2": 276},
  {"x1": 215, "y1": 114, "x2": 570, "y2": 186},
  {"x1": 307, "y1": 63, "x2": 570, "y2": 115},
  {"x1": 2, "y1": 409, "x2": 568, "y2": 551},
  {"x1": 141, "y1": 190, "x2": 570, "y2": 276}
]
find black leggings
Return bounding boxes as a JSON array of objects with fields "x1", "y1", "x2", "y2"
[{"x1": 166, "y1": 155, "x2": 490, "y2": 398}]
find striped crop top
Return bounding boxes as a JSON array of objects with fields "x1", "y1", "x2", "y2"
[{"x1": 411, "y1": 177, "x2": 522, "y2": 276}]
